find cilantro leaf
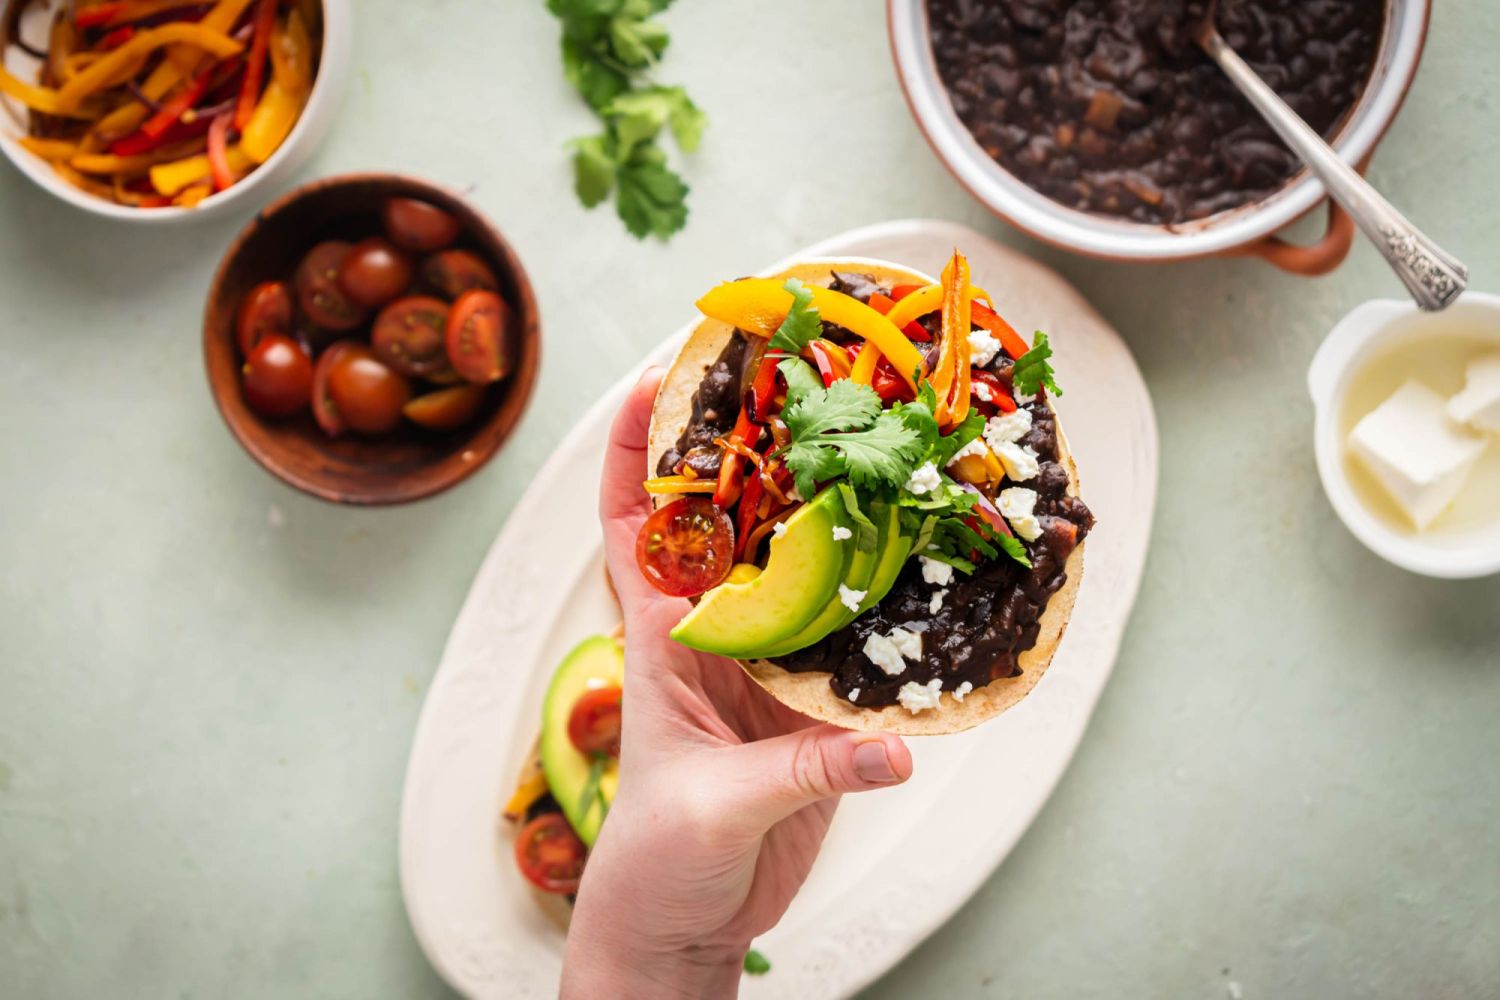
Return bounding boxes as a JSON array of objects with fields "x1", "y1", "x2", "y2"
[
  {"x1": 783, "y1": 440, "x2": 845, "y2": 502},
  {"x1": 767, "y1": 278, "x2": 822, "y2": 354},
  {"x1": 615, "y1": 146, "x2": 689, "y2": 239},
  {"x1": 570, "y1": 133, "x2": 616, "y2": 206},
  {"x1": 604, "y1": 87, "x2": 701, "y2": 158},
  {"x1": 784, "y1": 411, "x2": 923, "y2": 501},
  {"x1": 1012, "y1": 331, "x2": 1062, "y2": 398},
  {"x1": 608, "y1": 13, "x2": 668, "y2": 67},
  {"x1": 777, "y1": 357, "x2": 822, "y2": 408},
  {"x1": 559, "y1": 36, "x2": 628, "y2": 112},
  {"x1": 783, "y1": 378, "x2": 880, "y2": 440},
  {"x1": 995, "y1": 532, "x2": 1033, "y2": 568}
]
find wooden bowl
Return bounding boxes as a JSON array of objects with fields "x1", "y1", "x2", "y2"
[{"x1": 202, "y1": 173, "x2": 541, "y2": 505}]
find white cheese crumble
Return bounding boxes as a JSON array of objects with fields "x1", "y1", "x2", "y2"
[
  {"x1": 998, "y1": 486, "x2": 1043, "y2": 542},
  {"x1": 897, "y1": 678, "x2": 944, "y2": 713},
  {"x1": 946, "y1": 437, "x2": 988, "y2": 467},
  {"x1": 832, "y1": 525, "x2": 853, "y2": 542},
  {"x1": 993, "y1": 441, "x2": 1040, "y2": 482},
  {"x1": 952, "y1": 681, "x2": 973, "y2": 702},
  {"x1": 967, "y1": 329, "x2": 1000, "y2": 367},
  {"x1": 772, "y1": 521, "x2": 788, "y2": 539},
  {"x1": 862, "y1": 633, "x2": 907, "y2": 676},
  {"x1": 847, "y1": 688, "x2": 861, "y2": 702},
  {"x1": 983, "y1": 407, "x2": 1032, "y2": 450},
  {"x1": 887, "y1": 627, "x2": 923, "y2": 662},
  {"x1": 919, "y1": 555, "x2": 953, "y2": 587},
  {"x1": 903, "y1": 460, "x2": 941, "y2": 495},
  {"x1": 972, "y1": 380, "x2": 993, "y2": 402},
  {"x1": 1014, "y1": 390, "x2": 1037, "y2": 405},
  {"x1": 928, "y1": 588, "x2": 948, "y2": 614},
  {"x1": 838, "y1": 584, "x2": 867, "y2": 613}
]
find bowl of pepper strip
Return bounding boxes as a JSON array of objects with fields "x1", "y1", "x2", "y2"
[{"x1": 0, "y1": 0, "x2": 351, "y2": 220}]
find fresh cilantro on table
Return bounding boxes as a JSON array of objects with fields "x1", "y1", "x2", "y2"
[
  {"x1": 547, "y1": 0, "x2": 705, "y2": 240},
  {"x1": 1012, "y1": 331, "x2": 1061, "y2": 398},
  {"x1": 767, "y1": 279, "x2": 822, "y2": 354}
]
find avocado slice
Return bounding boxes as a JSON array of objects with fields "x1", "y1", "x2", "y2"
[
  {"x1": 753, "y1": 501, "x2": 902, "y2": 658},
  {"x1": 859, "y1": 510, "x2": 914, "y2": 614},
  {"x1": 670, "y1": 488, "x2": 852, "y2": 657},
  {"x1": 539, "y1": 635, "x2": 624, "y2": 847}
]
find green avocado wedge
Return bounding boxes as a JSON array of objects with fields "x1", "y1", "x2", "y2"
[
  {"x1": 539, "y1": 635, "x2": 624, "y2": 847},
  {"x1": 670, "y1": 488, "x2": 852, "y2": 658},
  {"x1": 859, "y1": 509, "x2": 914, "y2": 615},
  {"x1": 752, "y1": 501, "x2": 904, "y2": 659}
]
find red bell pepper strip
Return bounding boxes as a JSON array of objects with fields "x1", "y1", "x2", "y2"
[
  {"x1": 971, "y1": 370, "x2": 1017, "y2": 413},
  {"x1": 970, "y1": 300, "x2": 1031, "y2": 362},
  {"x1": 890, "y1": 284, "x2": 921, "y2": 301},
  {"x1": 807, "y1": 342, "x2": 838, "y2": 388},
  {"x1": 712, "y1": 409, "x2": 760, "y2": 508},
  {"x1": 733, "y1": 472, "x2": 765, "y2": 561},
  {"x1": 97, "y1": 25, "x2": 136, "y2": 49},
  {"x1": 748, "y1": 353, "x2": 780, "y2": 422},
  {"x1": 75, "y1": 3, "x2": 128, "y2": 29},
  {"x1": 138, "y1": 65, "x2": 213, "y2": 141},
  {"x1": 206, "y1": 110, "x2": 236, "y2": 191},
  {"x1": 232, "y1": 0, "x2": 277, "y2": 131},
  {"x1": 868, "y1": 291, "x2": 931, "y2": 342}
]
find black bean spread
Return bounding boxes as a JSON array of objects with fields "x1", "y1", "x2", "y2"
[
  {"x1": 926, "y1": 0, "x2": 1384, "y2": 224},
  {"x1": 660, "y1": 272, "x2": 1095, "y2": 708}
]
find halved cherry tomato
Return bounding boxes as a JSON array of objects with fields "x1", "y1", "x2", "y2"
[
  {"x1": 514, "y1": 812, "x2": 587, "y2": 895},
  {"x1": 294, "y1": 241, "x2": 367, "y2": 331},
  {"x1": 236, "y1": 280, "x2": 292, "y2": 357},
  {"x1": 371, "y1": 295, "x2": 450, "y2": 377},
  {"x1": 382, "y1": 197, "x2": 461, "y2": 252},
  {"x1": 421, "y1": 249, "x2": 498, "y2": 300},
  {"x1": 567, "y1": 686, "x2": 623, "y2": 758},
  {"x1": 445, "y1": 289, "x2": 511, "y2": 384},
  {"x1": 241, "y1": 334, "x2": 312, "y2": 417},
  {"x1": 402, "y1": 384, "x2": 487, "y2": 431},
  {"x1": 325, "y1": 345, "x2": 412, "y2": 434},
  {"x1": 635, "y1": 497, "x2": 735, "y2": 598},
  {"x1": 311, "y1": 341, "x2": 359, "y2": 437},
  {"x1": 337, "y1": 237, "x2": 415, "y2": 309}
]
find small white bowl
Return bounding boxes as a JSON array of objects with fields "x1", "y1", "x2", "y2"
[
  {"x1": 0, "y1": 0, "x2": 351, "y2": 223},
  {"x1": 1309, "y1": 294, "x2": 1500, "y2": 579}
]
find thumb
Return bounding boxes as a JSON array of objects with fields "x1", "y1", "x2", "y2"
[{"x1": 717, "y1": 726, "x2": 913, "y2": 833}]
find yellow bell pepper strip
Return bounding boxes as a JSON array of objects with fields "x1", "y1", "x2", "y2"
[
  {"x1": 502, "y1": 759, "x2": 550, "y2": 823},
  {"x1": 149, "y1": 142, "x2": 252, "y2": 195},
  {"x1": 933, "y1": 251, "x2": 974, "y2": 431},
  {"x1": 885, "y1": 283, "x2": 942, "y2": 333},
  {"x1": 269, "y1": 9, "x2": 313, "y2": 93},
  {"x1": 0, "y1": 65, "x2": 94, "y2": 118},
  {"x1": 55, "y1": 23, "x2": 243, "y2": 111},
  {"x1": 239, "y1": 78, "x2": 301, "y2": 163},
  {"x1": 696, "y1": 279, "x2": 924, "y2": 391},
  {"x1": 642, "y1": 475, "x2": 718, "y2": 495},
  {"x1": 849, "y1": 341, "x2": 880, "y2": 386},
  {"x1": 814, "y1": 338, "x2": 852, "y2": 378},
  {"x1": 174, "y1": 182, "x2": 212, "y2": 207},
  {"x1": 18, "y1": 137, "x2": 80, "y2": 162}
]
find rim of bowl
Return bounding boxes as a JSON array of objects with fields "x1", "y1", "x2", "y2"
[
  {"x1": 886, "y1": 0, "x2": 1433, "y2": 262},
  {"x1": 1311, "y1": 293, "x2": 1500, "y2": 579},
  {"x1": 0, "y1": 0, "x2": 352, "y2": 224},
  {"x1": 201, "y1": 171, "x2": 543, "y2": 505}
]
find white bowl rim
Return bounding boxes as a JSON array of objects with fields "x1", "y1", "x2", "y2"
[
  {"x1": 0, "y1": 0, "x2": 351, "y2": 224},
  {"x1": 887, "y1": 0, "x2": 1433, "y2": 261},
  {"x1": 1308, "y1": 293, "x2": 1500, "y2": 580}
]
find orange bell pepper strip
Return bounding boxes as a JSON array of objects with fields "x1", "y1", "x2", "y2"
[
  {"x1": 930, "y1": 251, "x2": 974, "y2": 431},
  {"x1": 970, "y1": 300, "x2": 1032, "y2": 362},
  {"x1": 0, "y1": 66, "x2": 94, "y2": 118},
  {"x1": 696, "y1": 280, "x2": 924, "y2": 391},
  {"x1": 55, "y1": 23, "x2": 243, "y2": 110},
  {"x1": 239, "y1": 78, "x2": 302, "y2": 163},
  {"x1": 18, "y1": 137, "x2": 81, "y2": 162},
  {"x1": 849, "y1": 341, "x2": 880, "y2": 386},
  {"x1": 269, "y1": 9, "x2": 314, "y2": 94},
  {"x1": 885, "y1": 281, "x2": 995, "y2": 332}
]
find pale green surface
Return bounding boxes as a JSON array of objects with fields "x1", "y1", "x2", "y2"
[{"x1": 1, "y1": 1, "x2": 1497, "y2": 997}]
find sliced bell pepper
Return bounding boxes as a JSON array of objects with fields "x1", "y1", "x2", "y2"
[
  {"x1": 97, "y1": 26, "x2": 137, "y2": 49},
  {"x1": 868, "y1": 291, "x2": 931, "y2": 342},
  {"x1": 74, "y1": 3, "x2": 129, "y2": 29},
  {"x1": 971, "y1": 370, "x2": 1018, "y2": 413},
  {"x1": 807, "y1": 342, "x2": 839, "y2": 388},
  {"x1": 970, "y1": 301, "x2": 1032, "y2": 363},
  {"x1": 206, "y1": 111, "x2": 236, "y2": 191},
  {"x1": 849, "y1": 341, "x2": 880, "y2": 386},
  {"x1": 18, "y1": 137, "x2": 81, "y2": 162},
  {"x1": 233, "y1": 0, "x2": 277, "y2": 130},
  {"x1": 270, "y1": 9, "x2": 313, "y2": 93},
  {"x1": 0, "y1": 66, "x2": 93, "y2": 118},
  {"x1": 238, "y1": 77, "x2": 301, "y2": 163},
  {"x1": 712, "y1": 409, "x2": 761, "y2": 509},
  {"x1": 733, "y1": 472, "x2": 765, "y2": 561},
  {"x1": 643, "y1": 475, "x2": 718, "y2": 495},
  {"x1": 55, "y1": 23, "x2": 243, "y2": 110},
  {"x1": 885, "y1": 283, "x2": 942, "y2": 333},
  {"x1": 149, "y1": 142, "x2": 252, "y2": 195},
  {"x1": 88, "y1": 0, "x2": 212, "y2": 29},
  {"x1": 137, "y1": 65, "x2": 214, "y2": 142},
  {"x1": 748, "y1": 352, "x2": 780, "y2": 422},
  {"x1": 174, "y1": 182, "x2": 213, "y2": 206},
  {"x1": 696, "y1": 279, "x2": 924, "y2": 391}
]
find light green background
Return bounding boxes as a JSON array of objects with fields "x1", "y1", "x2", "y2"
[{"x1": 2, "y1": 2, "x2": 1496, "y2": 997}]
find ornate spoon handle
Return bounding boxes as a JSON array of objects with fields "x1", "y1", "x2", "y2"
[{"x1": 1200, "y1": 28, "x2": 1467, "y2": 311}]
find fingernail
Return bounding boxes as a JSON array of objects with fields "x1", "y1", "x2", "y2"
[{"x1": 852, "y1": 740, "x2": 898, "y2": 784}]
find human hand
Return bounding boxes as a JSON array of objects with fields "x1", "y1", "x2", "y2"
[{"x1": 561, "y1": 367, "x2": 914, "y2": 999}]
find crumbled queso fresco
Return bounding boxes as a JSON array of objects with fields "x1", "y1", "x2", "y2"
[
  {"x1": 919, "y1": 555, "x2": 954, "y2": 587},
  {"x1": 772, "y1": 521, "x2": 788, "y2": 538},
  {"x1": 998, "y1": 486, "x2": 1042, "y2": 542},
  {"x1": 928, "y1": 588, "x2": 948, "y2": 614},
  {"x1": 838, "y1": 584, "x2": 867, "y2": 613},
  {"x1": 972, "y1": 380, "x2": 993, "y2": 402},
  {"x1": 903, "y1": 461, "x2": 941, "y2": 495},
  {"x1": 897, "y1": 678, "x2": 944, "y2": 713},
  {"x1": 967, "y1": 328, "x2": 1000, "y2": 367},
  {"x1": 862, "y1": 627, "x2": 923, "y2": 676},
  {"x1": 832, "y1": 525, "x2": 853, "y2": 542},
  {"x1": 952, "y1": 681, "x2": 973, "y2": 702},
  {"x1": 847, "y1": 687, "x2": 861, "y2": 702},
  {"x1": 946, "y1": 437, "x2": 987, "y2": 467}
]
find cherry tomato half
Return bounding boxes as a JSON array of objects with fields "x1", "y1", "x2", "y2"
[
  {"x1": 241, "y1": 333, "x2": 312, "y2": 418},
  {"x1": 371, "y1": 295, "x2": 450, "y2": 377},
  {"x1": 311, "y1": 341, "x2": 359, "y2": 437},
  {"x1": 514, "y1": 812, "x2": 586, "y2": 895},
  {"x1": 402, "y1": 384, "x2": 487, "y2": 431},
  {"x1": 635, "y1": 497, "x2": 735, "y2": 597},
  {"x1": 236, "y1": 280, "x2": 292, "y2": 357},
  {"x1": 294, "y1": 241, "x2": 367, "y2": 331},
  {"x1": 421, "y1": 249, "x2": 498, "y2": 300},
  {"x1": 382, "y1": 197, "x2": 461, "y2": 253},
  {"x1": 337, "y1": 237, "x2": 414, "y2": 310},
  {"x1": 326, "y1": 344, "x2": 412, "y2": 434},
  {"x1": 445, "y1": 289, "x2": 511, "y2": 384},
  {"x1": 567, "y1": 686, "x2": 623, "y2": 759}
]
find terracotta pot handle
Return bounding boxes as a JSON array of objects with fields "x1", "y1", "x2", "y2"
[{"x1": 1235, "y1": 198, "x2": 1355, "y2": 276}]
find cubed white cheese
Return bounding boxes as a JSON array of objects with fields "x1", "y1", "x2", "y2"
[
  {"x1": 1349, "y1": 378, "x2": 1487, "y2": 530},
  {"x1": 993, "y1": 442, "x2": 1040, "y2": 482},
  {"x1": 951, "y1": 681, "x2": 973, "y2": 702},
  {"x1": 972, "y1": 381, "x2": 993, "y2": 403},
  {"x1": 919, "y1": 555, "x2": 953, "y2": 587},
  {"x1": 998, "y1": 486, "x2": 1043, "y2": 542},
  {"x1": 1447, "y1": 352, "x2": 1500, "y2": 434},
  {"x1": 903, "y1": 461, "x2": 941, "y2": 495},
  {"x1": 1014, "y1": 390, "x2": 1038, "y2": 405},
  {"x1": 847, "y1": 688, "x2": 861, "y2": 702},
  {"x1": 983, "y1": 408, "x2": 1032, "y2": 452},
  {"x1": 897, "y1": 678, "x2": 944, "y2": 714},
  {"x1": 838, "y1": 584, "x2": 867, "y2": 613},
  {"x1": 968, "y1": 329, "x2": 1000, "y2": 367},
  {"x1": 772, "y1": 521, "x2": 788, "y2": 539},
  {"x1": 887, "y1": 627, "x2": 923, "y2": 662},
  {"x1": 946, "y1": 438, "x2": 988, "y2": 467},
  {"x1": 862, "y1": 633, "x2": 907, "y2": 676},
  {"x1": 832, "y1": 525, "x2": 853, "y2": 542},
  {"x1": 928, "y1": 588, "x2": 948, "y2": 614}
]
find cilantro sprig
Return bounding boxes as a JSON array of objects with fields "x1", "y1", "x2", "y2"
[
  {"x1": 548, "y1": 0, "x2": 705, "y2": 239},
  {"x1": 767, "y1": 279, "x2": 822, "y2": 354},
  {"x1": 779, "y1": 379, "x2": 924, "y2": 501},
  {"x1": 1012, "y1": 331, "x2": 1061, "y2": 398}
]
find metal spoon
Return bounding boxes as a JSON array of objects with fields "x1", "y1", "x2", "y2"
[{"x1": 1194, "y1": 8, "x2": 1467, "y2": 310}]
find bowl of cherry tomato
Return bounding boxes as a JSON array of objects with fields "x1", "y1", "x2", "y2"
[{"x1": 203, "y1": 172, "x2": 540, "y2": 504}]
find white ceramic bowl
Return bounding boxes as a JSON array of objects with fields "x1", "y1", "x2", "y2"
[
  {"x1": 0, "y1": 0, "x2": 351, "y2": 223},
  {"x1": 1308, "y1": 294, "x2": 1500, "y2": 579},
  {"x1": 887, "y1": 0, "x2": 1431, "y2": 269}
]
